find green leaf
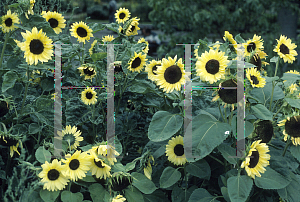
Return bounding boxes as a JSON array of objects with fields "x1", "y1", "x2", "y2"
[
  {"x1": 2, "y1": 70, "x2": 18, "y2": 92},
  {"x1": 249, "y1": 82, "x2": 284, "y2": 105},
  {"x1": 191, "y1": 114, "x2": 231, "y2": 159},
  {"x1": 29, "y1": 123, "x2": 41, "y2": 134},
  {"x1": 125, "y1": 161, "x2": 137, "y2": 172},
  {"x1": 254, "y1": 167, "x2": 291, "y2": 189},
  {"x1": 290, "y1": 145, "x2": 300, "y2": 162},
  {"x1": 91, "y1": 52, "x2": 107, "y2": 62},
  {"x1": 35, "y1": 146, "x2": 51, "y2": 164},
  {"x1": 61, "y1": 191, "x2": 83, "y2": 202},
  {"x1": 188, "y1": 188, "x2": 220, "y2": 202},
  {"x1": 132, "y1": 172, "x2": 157, "y2": 194},
  {"x1": 144, "y1": 190, "x2": 169, "y2": 202},
  {"x1": 217, "y1": 143, "x2": 237, "y2": 165},
  {"x1": 148, "y1": 111, "x2": 183, "y2": 142},
  {"x1": 285, "y1": 98, "x2": 300, "y2": 109},
  {"x1": 221, "y1": 187, "x2": 230, "y2": 202},
  {"x1": 234, "y1": 33, "x2": 245, "y2": 43},
  {"x1": 39, "y1": 189, "x2": 60, "y2": 202},
  {"x1": 89, "y1": 23, "x2": 106, "y2": 33},
  {"x1": 81, "y1": 175, "x2": 96, "y2": 182},
  {"x1": 281, "y1": 73, "x2": 300, "y2": 87},
  {"x1": 89, "y1": 184, "x2": 109, "y2": 202},
  {"x1": 227, "y1": 175, "x2": 252, "y2": 202},
  {"x1": 278, "y1": 173, "x2": 300, "y2": 202},
  {"x1": 125, "y1": 186, "x2": 144, "y2": 202},
  {"x1": 172, "y1": 185, "x2": 197, "y2": 202},
  {"x1": 270, "y1": 56, "x2": 278, "y2": 63},
  {"x1": 186, "y1": 159, "x2": 211, "y2": 180},
  {"x1": 159, "y1": 167, "x2": 181, "y2": 188},
  {"x1": 251, "y1": 104, "x2": 272, "y2": 120},
  {"x1": 128, "y1": 80, "x2": 156, "y2": 94},
  {"x1": 40, "y1": 78, "x2": 54, "y2": 92},
  {"x1": 6, "y1": 82, "x2": 24, "y2": 97}
]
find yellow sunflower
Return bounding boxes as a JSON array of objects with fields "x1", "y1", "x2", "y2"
[
  {"x1": 1, "y1": 10, "x2": 20, "y2": 33},
  {"x1": 81, "y1": 87, "x2": 97, "y2": 105},
  {"x1": 16, "y1": 27, "x2": 53, "y2": 65},
  {"x1": 25, "y1": 0, "x2": 35, "y2": 19},
  {"x1": 278, "y1": 114, "x2": 300, "y2": 146},
  {"x1": 41, "y1": 11, "x2": 66, "y2": 34},
  {"x1": 288, "y1": 83, "x2": 298, "y2": 94},
  {"x1": 127, "y1": 52, "x2": 147, "y2": 73},
  {"x1": 223, "y1": 31, "x2": 237, "y2": 53},
  {"x1": 115, "y1": 8, "x2": 131, "y2": 24},
  {"x1": 248, "y1": 50, "x2": 269, "y2": 71},
  {"x1": 89, "y1": 151, "x2": 112, "y2": 179},
  {"x1": 102, "y1": 35, "x2": 115, "y2": 42},
  {"x1": 243, "y1": 34, "x2": 264, "y2": 57},
  {"x1": 112, "y1": 195, "x2": 126, "y2": 202},
  {"x1": 145, "y1": 60, "x2": 161, "y2": 82},
  {"x1": 57, "y1": 125, "x2": 84, "y2": 150},
  {"x1": 38, "y1": 159, "x2": 69, "y2": 192},
  {"x1": 155, "y1": 55, "x2": 185, "y2": 93},
  {"x1": 89, "y1": 40, "x2": 98, "y2": 56},
  {"x1": 90, "y1": 144, "x2": 120, "y2": 165},
  {"x1": 166, "y1": 135, "x2": 187, "y2": 166},
  {"x1": 77, "y1": 64, "x2": 97, "y2": 81},
  {"x1": 241, "y1": 140, "x2": 270, "y2": 179},
  {"x1": 138, "y1": 37, "x2": 149, "y2": 54},
  {"x1": 195, "y1": 49, "x2": 229, "y2": 84},
  {"x1": 70, "y1": 21, "x2": 93, "y2": 44},
  {"x1": 125, "y1": 17, "x2": 140, "y2": 37},
  {"x1": 273, "y1": 35, "x2": 298, "y2": 64},
  {"x1": 246, "y1": 67, "x2": 266, "y2": 88},
  {"x1": 61, "y1": 150, "x2": 91, "y2": 181}
]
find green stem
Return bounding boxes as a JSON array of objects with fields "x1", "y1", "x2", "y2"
[
  {"x1": 229, "y1": 109, "x2": 234, "y2": 126},
  {"x1": 184, "y1": 164, "x2": 188, "y2": 201},
  {"x1": 271, "y1": 99, "x2": 279, "y2": 113},
  {"x1": 208, "y1": 154, "x2": 224, "y2": 165},
  {"x1": 81, "y1": 43, "x2": 85, "y2": 64},
  {"x1": 0, "y1": 33, "x2": 9, "y2": 69},
  {"x1": 272, "y1": 104, "x2": 284, "y2": 120},
  {"x1": 20, "y1": 66, "x2": 30, "y2": 115},
  {"x1": 218, "y1": 104, "x2": 226, "y2": 122},
  {"x1": 269, "y1": 57, "x2": 280, "y2": 111},
  {"x1": 282, "y1": 138, "x2": 291, "y2": 157},
  {"x1": 115, "y1": 74, "x2": 128, "y2": 117}
]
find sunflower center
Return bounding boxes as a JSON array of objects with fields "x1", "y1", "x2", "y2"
[
  {"x1": 4, "y1": 18, "x2": 12, "y2": 27},
  {"x1": 218, "y1": 79, "x2": 240, "y2": 104},
  {"x1": 119, "y1": 13, "x2": 126, "y2": 19},
  {"x1": 0, "y1": 136, "x2": 18, "y2": 146},
  {"x1": 47, "y1": 169, "x2": 60, "y2": 180},
  {"x1": 94, "y1": 159, "x2": 105, "y2": 168},
  {"x1": 205, "y1": 59, "x2": 220, "y2": 74},
  {"x1": 248, "y1": 150, "x2": 259, "y2": 168},
  {"x1": 111, "y1": 176, "x2": 132, "y2": 191},
  {"x1": 247, "y1": 42, "x2": 256, "y2": 53},
  {"x1": 130, "y1": 25, "x2": 136, "y2": 32},
  {"x1": 48, "y1": 18, "x2": 59, "y2": 28},
  {"x1": 83, "y1": 68, "x2": 95, "y2": 76},
  {"x1": 29, "y1": 39, "x2": 44, "y2": 55},
  {"x1": 255, "y1": 120, "x2": 273, "y2": 143},
  {"x1": 285, "y1": 116, "x2": 300, "y2": 138},
  {"x1": 69, "y1": 159, "x2": 80, "y2": 170},
  {"x1": 152, "y1": 65, "x2": 158, "y2": 75},
  {"x1": 86, "y1": 92, "x2": 93, "y2": 99},
  {"x1": 250, "y1": 75, "x2": 259, "y2": 85},
  {"x1": 250, "y1": 54, "x2": 261, "y2": 71},
  {"x1": 279, "y1": 44, "x2": 289, "y2": 54},
  {"x1": 174, "y1": 144, "x2": 184, "y2": 156},
  {"x1": 131, "y1": 57, "x2": 141, "y2": 69},
  {"x1": 164, "y1": 65, "x2": 182, "y2": 84},
  {"x1": 76, "y1": 27, "x2": 88, "y2": 38}
]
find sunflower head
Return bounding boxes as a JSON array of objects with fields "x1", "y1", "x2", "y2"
[
  {"x1": 102, "y1": 35, "x2": 115, "y2": 42},
  {"x1": 243, "y1": 34, "x2": 264, "y2": 57},
  {"x1": 216, "y1": 79, "x2": 243, "y2": 105},
  {"x1": 288, "y1": 83, "x2": 298, "y2": 94},
  {"x1": 124, "y1": 17, "x2": 140, "y2": 37},
  {"x1": 109, "y1": 172, "x2": 133, "y2": 192},
  {"x1": 246, "y1": 67, "x2": 266, "y2": 88},
  {"x1": 115, "y1": 8, "x2": 131, "y2": 24},
  {"x1": 70, "y1": 21, "x2": 93, "y2": 44},
  {"x1": 59, "y1": 125, "x2": 84, "y2": 150},
  {"x1": 89, "y1": 151, "x2": 112, "y2": 179},
  {"x1": 137, "y1": 37, "x2": 149, "y2": 54},
  {"x1": 1, "y1": 10, "x2": 20, "y2": 33},
  {"x1": 249, "y1": 50, "x2": 268, "y2": 71},
  {"x1": 77, "y1": 64, "x2": 97, "y2": 81},
  {"x1": 41, "y1": 11, "x2": 66, "y2": 34},
  {"x1": 273, "y1": 35, "x2": 297, "y2": 64},
  {"x1": 278, "y1": 114, "x2": 300, "y2": 146},
  {"x1": 0, "y1": 133, "x2": 22, "y2": 157},
  {"x1": 81, "y1": 87, "x2": 98, "y2": 105},
  {"x1": 223, "y1": 31, "x2": 237, "y2": 53},
  {"x1": 165, "y1": 135, "x2": 187, "y2": 166},
  {"x1": 145, "y1": 60, "x2": 161, "y2": 82},
  {"x1": 254, "y1": 120, "x2": 274, "y2": 143},
  {"x1": 127, "y1": 52, "x2": 147, "y2": 73}
]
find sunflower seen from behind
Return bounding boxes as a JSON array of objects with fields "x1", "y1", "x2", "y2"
[
  {"x1": 278, "y1": 114, "x2": 300, "y2": 146},
  {"x1": 241, "y1": 140, "x2": 270, "y2": 179},
  {"x1": 127, "y1": 52, "x2": 147, "y2": 73},
  {"x1": 77, "y1": 64, "x2": 97, "y2": 81},
  {"x1": 273, "y1": 35, "x2": 297, "y2": 64},
  {"x1": 115, "y1": 8, "x2": 131, "y2": 24},
  {"x1": 246, "y1": 67, "x2": 266, "y2": 88},
  {"x1": 138, "y1": 37, "x2": 149, "y2": 54},
  {"x1": 38, "y1": 159, "x2": 69, "y2": 191},
  {"x1": 1, "y1": 10, "x2": 20, "y2": 33},
  {"x1": 70, "y1": 21, "x2": 93, "y2": 44},
  {"x1": 41, "y1": 11, "x2": 66, "y2": 34},
  {"x1": 89, "y1": 151, "x2": 112, "y2": 179},
  {"x1": 243, "y1": 34, "x2": 264, "y2": 57},
  {"x1": 58, "y1": 125, "x2": 83, "y2": 150},
  {"x1": 16, "y1": 27, "x2": 53, "y2": 65},
  {"x1": 166, "y1": 135, "x2": 187, "y2": 166},
  {"x1": 81, "y1": 87, "x2": 97, "y2": 105},
  {"x1": 145, "y1": 59, "x2": 161, "y2": 82}
]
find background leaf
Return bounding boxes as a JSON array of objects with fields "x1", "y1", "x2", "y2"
[
  {"x1": 159, "y1": 167, "x2": 181, "y2": 188},
  {"x1": 61, "y1": 191, "x2": 83, "y2": 202},
  {"x1": 132, "y1": 172, "x2": 157, "y2": 194},
  {"x1": 185, "y1": 159, "x2": 211, "y2": 180},
  {"x1": 35, "y1": 146, "x2": 51, "y2": 164},
  {"x1": 39, "y1": 189, "x2": 60, "y2": 202},
  {"x1": 227, "y1": 175, "x2": 253, "y2": 202},
  {"x1": 251, "y1": 104, "x2": 272, "y2": 120},
  {"x1": 254, "y1": 167, "x2": 291, "y2": 189},
  {"x1": 2, "y1": 70, "x2": 18, "y2": 92},
  {"x1": 188, "y1": 188, "x2": 220, "y2": 202}
]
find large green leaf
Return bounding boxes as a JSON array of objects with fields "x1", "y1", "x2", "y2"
[
  {"x1": 290, "y1": 145, "x2": 300, "y2": 162},
  {"x1": 186, "y1": 159, "x2": 211, "y2": 180},
  {"x1": 61, "y1": 191, "x2": 83, "y2": 202},
  {"x1": 89, "y1": 184, "x2": 109, "y2": 202},
  {"x1": 2, "y1": 70, "x2": 18, "y2": 92},
  {"x1": 254, "y1": 167, "x2": 291, "y2": 189},
  {"x1": 217, "y1": 143, "x2": 237, "y2": 165},
  {"x1": 35, "y1": 146, "x2": 51, "y2": 164},
  {"x1": 148, "y1": 111, "x2": 183, "y2": 142},
  {"x1": 281, "y1": 72, "x2": 300, "y2": 87},
  {"x1": 249, "y1": 82, "x2": 284, "y2": 105},
  {"x1": 125, "y1": 186, "x2": 144, "y2": 202},
  {"x1": 40, "y1": 78, "x2": 54, "y2": 92},
  {"x1": 39, "y1": 189, "x2": 60, "y2": 202},
  {"x1": 29, "y1": 123, "x2": 41, "y2": 134},
  {"x1": 188, "y1": 188, "x2": 220, "y2": 202},
  {"x1": 132, "y1": 172, "x2": 157, "y2": 194},
  {"x1": 144, "y1": 190, "x2": 169, "y2": 202},
  {"x1": 91, "y1": 52, "x2": 107, "y2": 62},
  {"x1": 227, "y1": 175, "x2": 252, "y2": 202},
  {"x1": 172, "y1": 185, "x2": 197, "y2": 202},
  {"x1": 278, "y1": 173, "x2": 300, "y2": 202},
  {"x1": 285, "y1": 98, "x2": 300, "y2": 109},
  {"x1": 251, "y1": 104, "x2": 272, "y2": 120},
  {"x1": 159, "y1": 167, "x2": 181, "y2": 188},
  {"x1": 191, "y1": 114, "x2": 231, "y2": 159}
]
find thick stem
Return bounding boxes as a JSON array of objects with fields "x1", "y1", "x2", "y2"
[
  {"x1": 0, "y1": 33, "x2": 9, "y2": 69},
  {"x1": 20, "y1": 66, "x2": 30, "y2": 115},
  {"x1": 269, "y1": 57, "x2": 280, "y2": 111},
  {"x1": 218, "y1": 104, "x2": 226, "y2": 122},
  {"x1": 282, "y1": 138, "x2": 291, "y2": 157}
]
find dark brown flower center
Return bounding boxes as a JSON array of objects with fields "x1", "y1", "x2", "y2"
[
  {"x1": 111, "y1": 176, "x2": 132, "y2": 191},
  {"x1": 29, "y1": 39, "x2": 44, "y2": 54},
  {"x1": 76, "y1": 27, "x2": 88, "y2": 38},
  {"x1": 131, "y1": 57, "x2": 141, "y2": 69},
  {"x1": 48, "y1": 18, "x2": 59, "y2": 28},
  {"x1": 250, "y1": 54, "x2": 261, "y2": 71},
  {"x1": 174, "y1": 144, "x2": 184, "y2": 156},
  {"x1": 114, "y1": 65, "x2": 123, "y2": 73},
  {"x1": 279, "y1": 44, "x2": 289, "y2": 54},
  {"x1": 285, "y1": 116, "x2": 300, "y2": 138},
  {"x1": 83, "y1": 68, "x2": 95, "y2": 76},
  {"x1": 47, "y1": 169, "x2": 60, "y2": 180},
  {"x1": 152, "y1": 65, "x2": 158, "y2": 75},
  {"x1": 119, "y1": 13, "x2": 126, "y2": 19},
  {"x1": 0, "y1": 136, "x2": 18, "y2": 146},
  {"x1": 130, "y1": 25, "x2": 136, "y2": 32},
  {"x1": 255, "y1": 120, "x2": 273, "y2": 143},
  {"x1": 218, "y1": 79, "x2": 241, "y2": 104},
  {"x1": 248, "y1": 150, "x2": 259, "y2": 168},
  {"x1": 69, "y1": 159, "x2": 80, "y2": 170},
  {"x1": 86, "y1": 92, "x2": 93, "y2": 99},
  {"x1": 164, "y1": 65, "x2": 182, "y2": 84},
  {"x1": 250, "y1": 75, "x2": 259, "y2": 85},
  {"x1": 94, "y1": 159, "x2": 105, "y2": 168},
  {"x1": 247, "y1": 42, "x2": 256, "y2": 53},
  {"x1": 205, "y1": 59, "x2": 220, "y2": 74},
  {"x1": 5, "y1": 18, "x2": 12, "y2": 27}
]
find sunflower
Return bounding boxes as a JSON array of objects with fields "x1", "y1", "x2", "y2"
[
  {"x1": 81, "y1": 87, "x2": 97, "y2": 105},
  {"x1": 288, "y1": 83, "x2": 298, "y2": 94},
  {"x1": 127, "y1": 51, "x2": 147, "y2": 73},
  {"x1": 0, "y1": 135, "x2": 21, "y2": 157},
  {"x1": 112, "y1": 195, "x2": 126, "y2": 202},
  {"x1": 1, "y1": 10, "x2": 20, "y2": 33},
  {"x1": 115, "y1": 8, "x2": 131, "y2": 24},
  {"x1": 90, "y1": 144, "x2": 120, "y2": 165},
  {"x1": 145, "y1": 60, "x2": 161, "y2": 82},
  {"x1": 195, "y1": 49, "x2": 229, "y2": 84},
  {"x1": 165, "y1": 135, "x2": 187, "y2": 166},
  {"x1": 77, "y1": 64, "x2": 97, "y2": 81},
  {"x1": 102, "y1": 35, "x2": 114, "y2": 42},
  {"x1": 109, "y1": 172, "x2": 133, "y2": 191},
  {"x1": 243, "y1": 34, "x2": 264, "y2": 57},
  {"x1": 70, "y1": 21, "x2": 93, "y2": 44},
  {"x1": 155, "y1": 56, "x2": 186, "y2": 93},
  {"x1": 223, "y1": 31, "x2": 237, "y2": 53},
  {"x1": 41, "y1": 11, "x2": 66, "y2": 34},
  {"x1": 25, "y1": 0, "x2": 35, "y2": 19},
  {"x1": 138, "y1": 37, "x2": 149, "y2": 54},
  {"x1": 38, "y1": 159, "x2": 69, "y2": 192},
  {"x1": 89, "y1": 151, "x2": 111, "y2": 179},
  {"x1": 61, "y1": 150, "x2": 91, "y2": 181},
  {"x1": 241, "y1": 140, "x2": 270, "y2": 179},
  {"x1": 246, "y1": 67, "x2": 266, "y2": 88},
  {"x1": 273, "y1": 35, "x2": 298, "y2": 64},
  {"x1": 124, "y1": 17, "x2": 140, "y2": 37},
  {"x1": 278, "y1": 114, "x2": 300, "y2": 146},
  {"x1": 89, "y1": 40, "x2": 97, "y2": 56},
  {"x1": 58, "y1": 125, "x2": 84, "y2": 150},
  {"x1": 254, "y1": 120, "x2": 274, "y2": 143},
  {"x1": 249, "y1": 50, "x2": 268, "y2": 71},
  {"x1": 16, "y1": 27, "x2": 53, "y2": 65},
  {"x1": 143, "y1": 155, "x2": 154, "y2": 180}
]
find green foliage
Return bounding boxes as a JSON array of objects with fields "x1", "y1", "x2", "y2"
[
  {"x1": 227, "y1": 175, "x2": 253, "y2": 202},
  {"x1": 159, "y1": 166, "x2": 181, "y2": 188}
]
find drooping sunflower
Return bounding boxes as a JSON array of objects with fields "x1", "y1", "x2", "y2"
[
  {"x1": 109, "y1": 172, "x2": 133, "y2": 192},
  {"x1": 77, "y1": 64, "x2": 97, "y2": 81},
  {"x1": 288, "y1": 83, "x2": 298, "y2": 94},
  {"x1": 61, "y1": 150, "x2": 91, "y2": 181},
  {"x1": 243, "y1": 34, "x2": 264, "y2": 57},
  {"x1": 102, "y1": 35, "x2": 115, "y2": 42},
  {"x1": 90, "y1": 144, "x2": 120, "y2": 165},
  {"x1": 241, "y1": 140, "x2": 270, "y2": 179},
  {"x1": 89, "y1": 151, "x2": 112, "y2": 179},
  {"x1": 155, "y1": 56, "x2": 186, "y2": 93},
  {"x1": 127, "y1": 52, "x2": 147, "y2": 73},
  {"x1": 145, "y1": 60, "x2": 161, "y2": 82},
  {"x1": 38, "y1": 159, "x2": 69, "y2": 192},
  {"x1": 273, "y1": 35, "x2": 298, "y2": 64},
  {"x1": 0, "y1": 135, "x2": 21, "y2": 157},
  {"x1": 16, "y1": 27, "x2": 53, "y2": 65},
  {"x1": 254, "y1": 120, "x2": 274, "y2": 143},
  {"x1": 195, "y1": 49, "x2": 229, "y2": 84},
  {"x1": 166, "y1": 135, "x2": 187, "y2": 166},
  {"x1": 246, "y1": 67, "x2": 266, "y2": 88},
  {"x1": 223, "y1": 31, "x2": 237, "y2": 53},
  {"x1": 112, "y1": 195, "x2": 126, "y2": 202},
  {"x1": 143, "y1": 155, "x2": 154, "y2": 180},
  {"x1": 70, "y1": 21, "x2": 93, "y2": 44},
  {"x1": 115, "y1": 8, "x2": 131, "y2": 24},
  {"x1": 1, "y1": 10, "x2": 20, "y2": 33},
  {"x1": 137, "y1": 37, "x2": 149, "y2": 54},
  {"x1": 89, "y1": 40, "x2": 98, "y2": 56},
  {"x1": 81, "y1": 87, "x2": 97, "y2": 105},
  {"x1": 124, "y1": 17, "x2": 140, "y2": 37},
  {"x1": 278, "y1": 114, "x2": 300, "y2": 146},
  {"x1": 249, "y1": 50, "x2": 268, "y2": 71},
  {"x1": 58, "y1": 125, "x2": 84, "y2": 150},
  {"x1": 41, "y1": 11, "x2": 66, "y2": 34}
]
